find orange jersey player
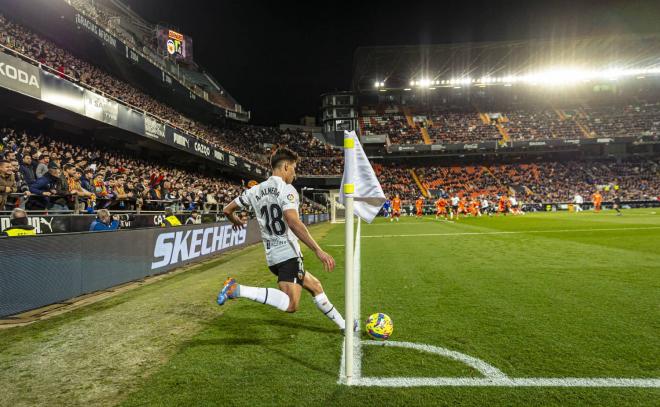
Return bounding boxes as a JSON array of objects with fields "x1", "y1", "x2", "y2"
[
  {"x1": 391, "y1": 195, "x2": 402, "y2": 222},
  {"x1": 415, "y1": 197, "x2": 424, "y2": 217},
  {"x1": 469, "y1": 200, "x2": 479, "y2": 217},
  {"x1": 498, "y1": 195, "x2": 508, "y2": 215},
  {"x1": 457, "y1": 198, "x2": 466, "y2": 216},
  {"x1": 592, "y1": 191, "x2": 602, "y2": 212},
  {"x1": 435, "y1": 197, "x2": 447, "y2": 220}
]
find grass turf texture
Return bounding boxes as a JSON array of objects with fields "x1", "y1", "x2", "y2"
[{"x1": 0, "y1": 210, "x2": 658, "y2": 406}]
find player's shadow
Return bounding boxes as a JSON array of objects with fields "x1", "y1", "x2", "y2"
[{"x1": 223, "y1": 315, "x2": 340, "y2": 335}]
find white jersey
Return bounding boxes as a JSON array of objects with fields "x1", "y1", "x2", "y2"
[
  {"x1": 234, "y1": 175, "x2": 301, "y2": 266},
  {"x1": 574, "y1": 195, "x2": 584, "y2": 204},
  {"x1": 451, "y1": 196, "x2": 460, "y2": 206},
  {"x1": 481, "y1": 199, "x2": 489, "y2": 209},
  {"x1": 509, "y1": 197, "x2": 518, "y2": 206}
]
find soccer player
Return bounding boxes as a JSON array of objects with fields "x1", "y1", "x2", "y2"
[
  {"x1": 391, "y1": 194, "x2": 401, "y2": 222},
  {"x1": 382, "y1": 198, "x2": 391, "y2": 218},
  {"x1": 481, "y1": 197, "x2": 490, "y2": 216},
  {"x1": 573, "y1": 193, "x2": 584, "y2": 212},
  {"x1": 415, "y1": 196, "x2": 424, "y2": 218},
  {"x1": 612, "y1": 193, "x2": 622, "y2": 216},
  {"x1": 435, "y1": 196, "x2": 447, "y2": 220},
  {"x1": 592, "y1": 190, "x2": 602, "y2": 212},
  {"x1": 450, "y1": 194, "x2": 460, "y2": 220},
  {"x1": 218, "y1": 148, "x2": 346, "y2": 331},
  {"x1": 498, "y1": 195, "x2": 508, "y2": 216}
]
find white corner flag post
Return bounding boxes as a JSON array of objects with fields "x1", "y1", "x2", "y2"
[
  {"x1": 339, "y1": 130, "x2": 386, "y2": 385},
  {"x1": 342, "y1": 133, "x2": 356, "y2": 383}
]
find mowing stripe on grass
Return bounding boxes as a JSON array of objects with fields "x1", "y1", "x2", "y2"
[{"x1": 362, "y1": 226, "x2": 660, "y2": 239}]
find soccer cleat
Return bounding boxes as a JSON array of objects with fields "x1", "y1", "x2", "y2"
[{"x1": 217, "y1": 277, "x2": 239, "y2": 305}]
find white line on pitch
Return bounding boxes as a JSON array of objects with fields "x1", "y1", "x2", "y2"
[
  {"x1": 354, "y1": 377, "x2": 660, "y2": 388},
  {"x1": 339, "y1": 340, "x2": 660, "y2": 388},
  {"x1": 362, "y1": 226, "x2": 660, "y2": 239}
]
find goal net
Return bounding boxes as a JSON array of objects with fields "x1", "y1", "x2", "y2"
[{"x1": 330, "y1": 189, "x2": 346, "y2": 223}]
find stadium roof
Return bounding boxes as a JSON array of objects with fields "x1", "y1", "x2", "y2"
[{"x1": 352, "y1": 34, "x2": 660, "y2": 91}]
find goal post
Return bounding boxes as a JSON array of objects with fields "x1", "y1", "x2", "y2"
[{"x1": 330, "y1": 189, "x2": 345, "y2": 223}]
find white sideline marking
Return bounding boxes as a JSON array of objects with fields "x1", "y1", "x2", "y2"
[
  {"x1": 362, "y1": 226, "x2": 660, "y2": 239},
  {"x1": 338, "y1": 340, "x2": 660, "y2": 388}
]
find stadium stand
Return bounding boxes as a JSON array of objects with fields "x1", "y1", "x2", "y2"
[
  {"x1": 409, "y1": 159, "x2": 660, "y2": 203},
  {"x1": 0, "y1": 125, "x2": 242, "y2": 212},
  {"x1": 359, "y1": 102, "x2": 660, "y2": 145},
  {"x1": 0, "y1": 13, "x2": 341, "y2": 174}
]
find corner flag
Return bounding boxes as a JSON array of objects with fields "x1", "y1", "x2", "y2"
[
  {"x1": 340, "y1": 130, "x2": 385, "y2": 384},
  {"x1": 339, "y1": 130, "x2": 386, "y2": 223}
]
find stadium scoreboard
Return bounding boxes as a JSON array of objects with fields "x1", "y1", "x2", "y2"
[{"x1": 156, "y1": 26, "x2": 194, "y2": 63}]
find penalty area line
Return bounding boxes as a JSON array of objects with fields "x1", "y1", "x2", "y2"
[{"x1": 362, "y1": 226, "x2": 660, "y2": 239}]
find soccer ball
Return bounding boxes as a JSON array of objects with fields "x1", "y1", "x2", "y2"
[{"x1": 365, "y1": 313, "x2": 393, "y2": 340}]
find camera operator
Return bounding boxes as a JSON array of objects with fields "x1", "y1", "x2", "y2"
[{"x1": 89, "y1": 208, "x2": 120, "y2": 232}]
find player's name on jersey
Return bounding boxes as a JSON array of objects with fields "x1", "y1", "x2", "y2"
[{"x1": 255, "y1": 187, "x2": 280, "y2": 201}]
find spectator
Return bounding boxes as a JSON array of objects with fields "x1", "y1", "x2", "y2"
[
  {"x1": 29, "y1": 162, "x2": 69, "y2": 211},
  {"x1": 89, "y1": 208, "x2": 120, "y2": 232},
  {"x1": 19, "y1": 154, "x2": 36, "y2": 186},
  {"x1": 1, "y1": 208, "x2": 36, "y2": 237},
  {"x1": 0, "y1": 159, "x2": 16, "y2": 209},
  {"x1": 35, "y1": 154, "x2": 49, "y2": 178},
  {"x1": 185, "y1": 209, "x2": 202, "y2": 225}
]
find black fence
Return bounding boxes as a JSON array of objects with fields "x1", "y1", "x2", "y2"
[{"x1": 0, "y1": 220, "x2": 262, "y2": 318}]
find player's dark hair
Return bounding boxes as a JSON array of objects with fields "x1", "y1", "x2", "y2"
[{"x1": 270, "y1": 147, "x2": 299, "y2": 169}]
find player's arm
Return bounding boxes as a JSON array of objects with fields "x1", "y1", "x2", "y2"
[
  {"x1": 284, "y1": 209, "x2": 335, "y2": 272},
  {"x1": 223, "y1": 200, "x2": 246, "y2": 230}
]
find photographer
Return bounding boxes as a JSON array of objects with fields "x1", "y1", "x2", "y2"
[{"x1": 89, "y1": 208, "x2": 120, "y2": 232}]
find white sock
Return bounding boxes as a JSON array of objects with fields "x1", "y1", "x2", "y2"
[
  {"x1": 313, "y1": 292, "x2": 345, "y2": 329},
  {"x1": 237, "y1": 285, "x2": 290, "y2": 312}
]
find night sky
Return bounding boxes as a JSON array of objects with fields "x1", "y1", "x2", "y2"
[{"x1": 125, "y1": 0, "x2": 660, "y2": 125}]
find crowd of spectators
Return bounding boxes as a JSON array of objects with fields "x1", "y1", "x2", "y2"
[
  {"x1": 361, "y1": 115, "x2": 421, "y2": 144},
  {"x1": 375, "y1": 164, "x2": 420, "y2": 201},
  {"x1": 0, "y1": 126, "x2": 243, "y2": 212},
  {"x1": 359, "y1": 102, "x2": 660, "y2": 145},
  {"x1": 415, "y1": 160, "x2": 660, "y2": 203},
  {"x1": 0, "y1": 14, "x2": 341, "y2": 174}
]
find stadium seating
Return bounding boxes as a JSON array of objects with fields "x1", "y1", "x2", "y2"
[
  {"x1": 0, "y1": 14, "x2": 341, "y2": 175},
  {"x1": 0, "y1": 125, "x2": 242, "y2": 212},
  {"x1": 413, "y1": 160, "x2": 660, "y2": 203},
  {"x1": 360, "y1": 102, "x2": 660, "y2": 145}
]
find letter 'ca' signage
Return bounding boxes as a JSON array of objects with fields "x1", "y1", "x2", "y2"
[{"x1": 151, "y1": 224, "x2": 247, "y2": 269}]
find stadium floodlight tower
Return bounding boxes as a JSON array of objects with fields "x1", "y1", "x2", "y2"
[{"x1": 321, "y1": 91, "x2": 358, "y2": 147}]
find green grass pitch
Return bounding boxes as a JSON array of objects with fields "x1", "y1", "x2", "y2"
[{"x1": 1, "y1": 209, "x2": 659, "y2": 406}]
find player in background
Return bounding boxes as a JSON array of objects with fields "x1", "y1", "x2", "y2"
[
  {"x1": 450, "y1": 194, "x2": 460, "y2": 220},
  {"x1": 573, "y1": 193, "x2": 584, "y2": 212},
  {"x1": 498, "y1": 195, "x2": 508, "y2": 216},
  {"x1": 592, "y1": 190, "x2": 603, "y2": 212},
  {"x1": 218, "y1": 148, "x2": 346, "y2": 331},
  {"x1": 415, "y1": 196, "x2": 424, "y2": 218},
  {"x1": 457, "y1": 197, "x2": 466, "y2": 219},
  {"x1": 612, "y1": 192, "x2": 622, "y2": 216},
  {"x1": 509, "y1": 195, "x2": 519, "y2": 215},
  {"x1": 435, "y1": 196, "x2": 447, "y2": 220},
  {"x1": 481, "y1": 197, "x2": 491, "y2": 216},
  {"x1": 470, "y1": 198, "x2": 480, "y2": 217},
  {"x1": 382, "y1": 198, "x2": 391, "y2": 219},
  {"x1": 391, "y1": 194, "x2": 401, "y2": 222}
]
